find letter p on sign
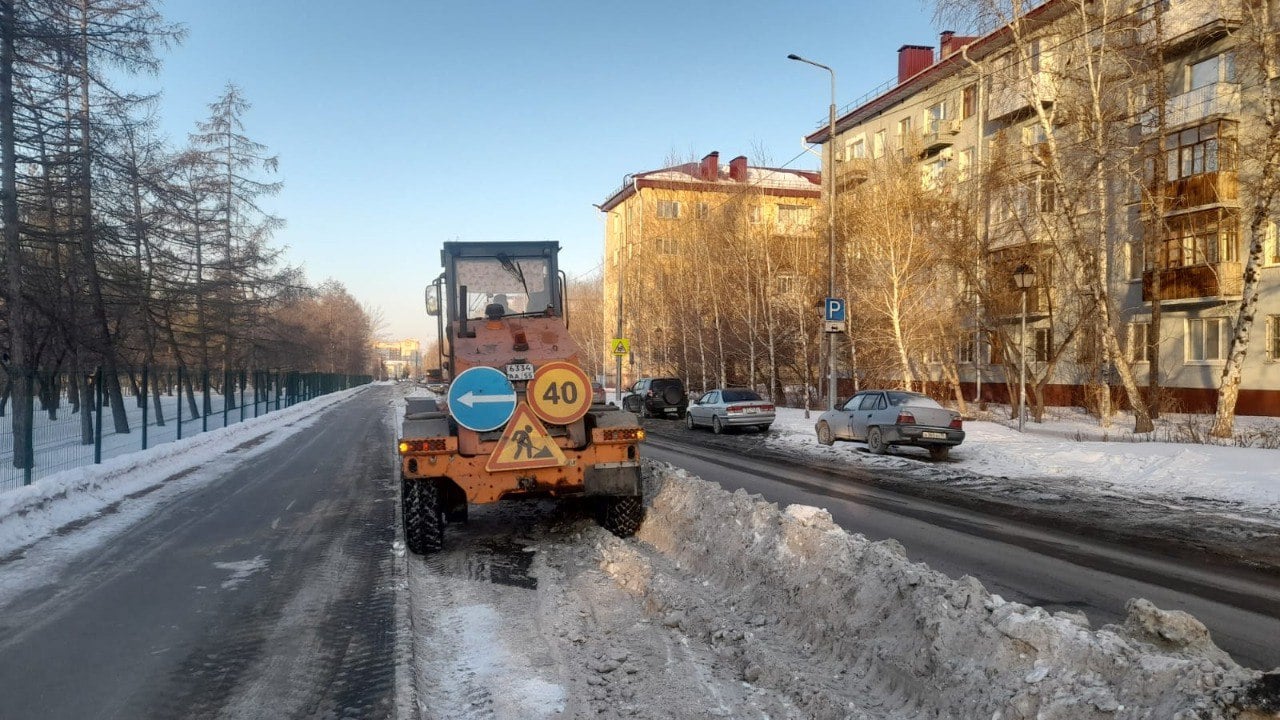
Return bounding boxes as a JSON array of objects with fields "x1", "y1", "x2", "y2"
[{"x1": 824, "y1": 298, "x2": 846, "y2": 322}]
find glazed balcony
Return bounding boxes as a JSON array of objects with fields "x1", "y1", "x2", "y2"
[
  {"x1": 1140, "y1": 82, "x2": 1240, "y2": 133},
  {"x1": 1142, "y1": 262, "x2": 1242, "y2": 303},
  {"x1": 1137, "y1": 1, "x2": 1241, "y2": 55}
]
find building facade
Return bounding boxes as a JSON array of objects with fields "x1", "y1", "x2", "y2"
[
  {"x1": 597, "y1": 153, "x2": 822, "y2": 396},
  {"x1": 372, "y1": 339, "x2": 422, "y2": 380},
  {"x1": 806, "y1": 0, "x2": 1279, "y2": 417}
]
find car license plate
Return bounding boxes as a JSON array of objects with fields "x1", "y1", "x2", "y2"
[
  {"x1": 506, "y1": 363, "x2": 535, "y2": 381},
  {"x1": 922, "y1": 431, "x2": 947, "y2": 439},
  {"x1": 745, "y1": 408, "x2": 758, "y2": 414}
]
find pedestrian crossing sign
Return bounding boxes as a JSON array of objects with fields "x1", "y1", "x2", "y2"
[
  {"x1": 485, "y1": 403, "x2": 568, "y2": 472},
  {"x1": 610, "y1": 338, "x2": 630, "y2": 356}
]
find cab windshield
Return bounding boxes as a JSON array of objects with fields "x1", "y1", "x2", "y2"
[{"x1": 453, "y1": 255, "x2": 552, "y2": 320}]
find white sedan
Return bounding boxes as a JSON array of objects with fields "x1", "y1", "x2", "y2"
[{"x1": 685, "y1": 388, "x2": 775, "y2": 434}]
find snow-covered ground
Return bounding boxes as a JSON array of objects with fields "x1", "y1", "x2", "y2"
[
  {"x1": 763, "y1": 405, "x2": 1280, "y2": 512},
  {"x1": 2, "y1": 384, "x2": 1277, "y2": 718}
]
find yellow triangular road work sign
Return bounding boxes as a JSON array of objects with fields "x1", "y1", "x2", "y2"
[
  {"x1": 486, "y1": 403, "x2": 568, "y2": 472},
  {"x1": 610, "y1": 338, "x2": 630, "y2": 356}
]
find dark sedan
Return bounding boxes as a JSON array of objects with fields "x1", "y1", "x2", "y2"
[{"x1": 815, "y1": 390, "x2": 964, "y2": 460}]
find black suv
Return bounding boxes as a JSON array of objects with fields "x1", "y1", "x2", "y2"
[{"x1": 623, "y1": 377, "x2": 688, "y2": 419}]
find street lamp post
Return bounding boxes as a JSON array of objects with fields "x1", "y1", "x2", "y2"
[
  {"x1": 1012, "y1": 263, "x2": 1037, "y2": 432},
  {"x1": 788, "y1": 53, "x2": 838, "y2": 410}
]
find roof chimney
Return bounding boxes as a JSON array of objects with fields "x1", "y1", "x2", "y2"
[
  {"x1": 728, "y1": 155, "x2": 748, "y2": 182},
  {"x1": 940, "y1": 31, "x2": 978, "y2": 59},
  {"x1": 699, "y1": 151, "x2": 720, "y2": 181},
  {"x1": 898, "y1": 44, "x2": 934, "y2": 84}
]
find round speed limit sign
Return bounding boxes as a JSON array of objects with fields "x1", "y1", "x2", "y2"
[{"x1": 527, "y1": 361, "x2": 592, "y2": 426}]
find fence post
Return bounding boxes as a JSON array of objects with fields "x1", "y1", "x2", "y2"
[
  {"x1": 141, "y1": 366, "x2": 149, "y2": 451},
  {"x1": 222, "y1": 368, "x2": 229, "y2": 429},
  {"x1": 22, "y1": 372, "x2": 33, "y2": 486},
  {"x1": 94, "y1": 367, "x2": 103, "y2": 464},
  {"x1": 254, "y1": 371, "x2": 260, "y2": 418},
  {"x1": 202, "y1": 369, "x2": 210, "y2": 433},
  {"x1": 177, "y1": 366, "x2": 184, "y2": 440},
  {"x1": 239, "y1": 370, "x2": 245, "y2": 423}
]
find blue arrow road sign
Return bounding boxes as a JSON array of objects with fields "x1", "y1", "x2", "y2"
[
  {"x1": 447, "y1": 366, "x2": 517, "y2": 431},
  {"x1": 824, "y1": 298, "x2": 846, "y2": 322}
]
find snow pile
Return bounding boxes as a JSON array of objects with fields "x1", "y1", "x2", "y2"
[{"x1": 614, "y1": 461, "x2": 1277, "y2": 719}]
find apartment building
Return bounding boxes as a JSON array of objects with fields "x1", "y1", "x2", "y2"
[
  {"x1": 597, "y1": 153, "x2": 821, "y2": 390},
  {"x1": 807, "y1": 0, "x2": 1279, "y2": 416},
  {"x1": 372, "y1": 339, "x2": 421, "y2": 380}
]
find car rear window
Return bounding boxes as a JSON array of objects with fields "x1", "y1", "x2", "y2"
[
  {"x1": 651, "y1": 379, "x2": 683, "y2": 391},
  {"x1": 721, "y1": 389, "x2": 761, "y2": 402},
  {"x1": 888, "y1": 392, "x2": 942, "y2": 409}
]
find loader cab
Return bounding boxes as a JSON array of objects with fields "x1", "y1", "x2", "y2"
[{"x1": 430, "y1": 241, "x2": 565, "y2": 323}]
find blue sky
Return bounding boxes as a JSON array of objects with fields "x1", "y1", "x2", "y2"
[{"x1": 147, "y1": 0, "x2": 943, "y2": 345}]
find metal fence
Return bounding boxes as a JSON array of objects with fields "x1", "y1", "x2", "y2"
[{"x1": 0, "y1": 367, "x2": 372, "y2": 492}]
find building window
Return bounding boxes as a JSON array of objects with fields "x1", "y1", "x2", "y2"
[
  {"x1": 873, "y1": 130, "x2": 886, "y2": 159},
  {"x1": 1264, "y1": 221, "x2": 1280, "y2": 266},
  {"x1": 924, "y1": 157, "x2": 948, "y2": 189},
  {"x1": 926, "y1": 101, "x2": 947, "y2": 134},
  {"x1": 656, "y1": 237, "x2": 677, "y2": 255},
  {"x1": 1038, "y1": 175, "x2": 1056, "y2": 213},
  {"x1": 957, "y1": 147, "x2": 974, "y2": 181},
  {"x1": 958, "y1": 334, "x2": 975, "y2": 364},
  {"x1": 1188, "y1": 52, "x2": 1235, "y2": 92},
  {"x1": 962, "y1": 84, "x2": 976, "y2": 119},
  {"x1": 778, "y1": 204, "x2": 811, "y2": 226},
  {"x1": 695, "y1": 202, "x2": 709, "y2": 219},
  {"x1": 657, "y1": 200, "x2": 680, "y2": 219},
  {"x1": 1033, "y1": 327, "x2": 1051, "y2": 363},
  {"x1": 1164, "y1": 123, "x2": 1226, "y2": 180},
  {"x1": 849, "y1": 138, "x2": 866, "y2": 159},
  {"x1": 897, "y1": 116, "x2": 913, "y2": 144},
  {"x1": 1129, "y1": 322, "x2": 1150, "y2": 363},
  {"x1": 749, "y1": 206, "x2": 762, "y2": 224},
  {"x1": 1186, "y1": 317, "x2": 1227, "y2": 362},
  {"x1": 775, "y1": 273, "x2": 798, "y2": 295},
  {"x1": 1267, "y1": 315, "x2": 1280, "y2": 361}
]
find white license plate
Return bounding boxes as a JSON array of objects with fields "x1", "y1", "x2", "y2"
[
  {"x1": 922, "y1": 431, "x2": 947, "y2": 439},
  {"x1": 506, "y1": 363, "x2": 535, "y2": 381},
  {"x1": 745, "y1": 408, "x2": 758, "y2": 414}
]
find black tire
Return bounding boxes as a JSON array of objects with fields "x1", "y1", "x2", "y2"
[
  {"x1": 867, "y1": 427, "x2": 887, "y2": 455},
  {"x1": 685, "y1": 413, "x2": 696, "y2": 430},
  {"x1": 816, "y1": 422, "x2": 834, "y2": 446},
  {"x1": 402, "y1": 477, "x2": 443, "y2": 555},
  {"x1": 662, "y1": 387, "x2": 682, "y2": 405},
  {"x1": 712, "y1": 416, "x2": 725, "y2": 434},
  {"x1": 929, "y1": 446, "x2": 950, "y2": 461},
  {"x1": 758, "y1": 424, "x2": 772, "y2": 433},
  {"x1": 598, "y1": 495, "x2": 645, "y2": 537}
]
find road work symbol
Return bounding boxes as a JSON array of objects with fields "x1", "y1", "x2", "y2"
[
  {"x1": 610, "y1": 338, "x2": 630, "y2": 356},
  {"x1": 486, "y1": 403, "x2": 567, "y2": 472}
]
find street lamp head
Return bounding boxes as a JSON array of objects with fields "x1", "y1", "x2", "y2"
[
  {"x1": 786, "y1": 53, "x2": 802, "y2": 61},
  {"x1": 1012, "y1": 263, "x2": 1037, "y2": 290}
]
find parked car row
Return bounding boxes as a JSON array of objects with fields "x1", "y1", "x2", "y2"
[{"x1": 621, "y1": 376, "x2": 966, "y2": 459}]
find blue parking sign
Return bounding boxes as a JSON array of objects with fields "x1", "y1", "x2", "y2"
[{"x1": 824, "y1": 298, "x2": 846, "y2": 322}]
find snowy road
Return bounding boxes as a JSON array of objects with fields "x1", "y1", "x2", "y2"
[{"x1": 0, "y1": 388, "x2": 407, "y2": 720}]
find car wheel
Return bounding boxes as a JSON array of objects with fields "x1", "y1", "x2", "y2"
[
  {"x1": 929, "y1": 446, "x2": 950, "y2": 461},
  {"x1": 816, "y1": 422, "x2": 834, "y2": 446},
  {"x1": 758, "y1": 424, "x2": 772, "y2": 433},
  {"x1": 867, "y1": 427, "x2": 886, "y2": 455},
  {"x1": 685, "y1": 413, "x2": 696, "y2": 430},
  {"x1": 712, "y1": 416, "x2": 724, "y2": 434}
]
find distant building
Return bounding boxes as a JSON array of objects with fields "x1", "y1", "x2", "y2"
[
  {"x1": 597, "y1": 152, "x2": 822, "y2": 392},
  {"x1": 372, "y1": 339, "x2": 421, "y2": 380}
]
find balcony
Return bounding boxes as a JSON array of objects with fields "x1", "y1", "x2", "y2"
[
  {"x1": 921, "y1": 120, "x2": 960, "y2": 155},
  {"x1": 1147, "y1": 170, "x2": 1238, "y2": 213},
  {"x1": 988, "y1": 71, "x2": 1057, "y2": 122},
  {"x1": 1140, "y1": 82, "x2": 1240, "y2": 132},
  {"x1": 1142, "y1": 262, "x2": 1242, "y2": 303},
  {"x1": 1137, "y1": 1, "x2": 1241, "y2": 55}
]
